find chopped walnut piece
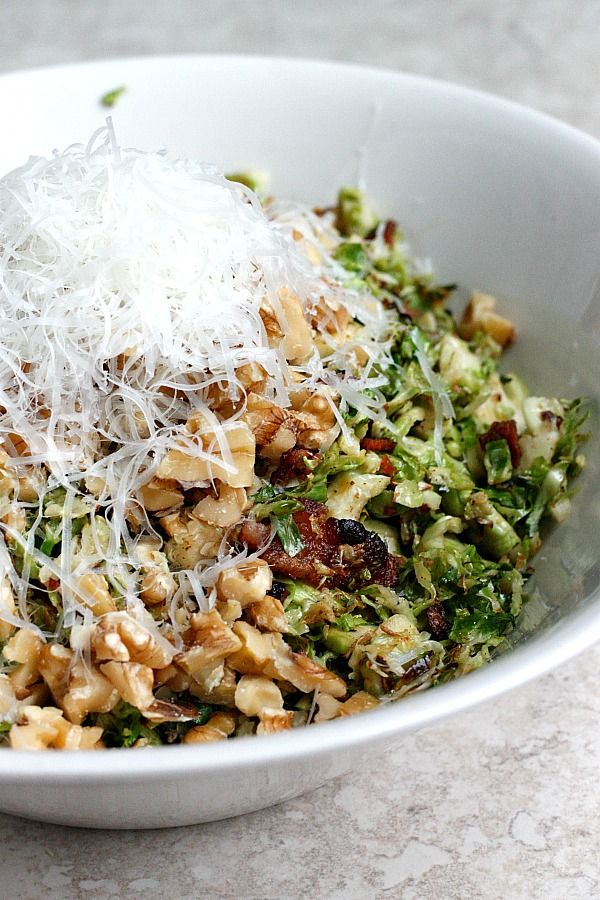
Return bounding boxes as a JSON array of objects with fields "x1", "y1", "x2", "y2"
[
  {"x1": 182, "y1": 711, "x2": 236, "y2": 743},
  {"x1": 228, "y1": 621, "x2": 273, "y2": 676},
  {"x1": 3, "y1": 628, "x2": 44, "y2": 691},
  {"x1": 99, "y1": 660, "x2": 155, "y2": 711},
  {"x1": 157, "y1": 418, "x2": 255, "y2": 488},
  {"x1": 135, "y1": 540, "x2": 177, "y2": 605},
  {"x1": 176, "y1": 609, "x2": 242, "y2": 677},
  {"x1": 0, "y1": 576, "x2": 16, "y2": 641},
  {"x1": 9, "y1": 705, "x2": 103, "y2": 750},
  {"x1": 215, "y1": 597, "x2": 243, "y2": 625},
  {"x1": 164, "y1": 514, "x2": 224, "y2": 568},
  {"x1": 153, "y1": 663, "x2": 191, "y2": 693},
  {"x1": 75, "y1": 573, "x2": 116, "y2": 616},
  {"x1": 236, "y1": 362, "x2": 269, "y2": 395},
  {"x1": 246, "y1": 595, "x2": 288, "y2": 633},
  {"x1": 229, "y1": 622, "x2": 345, "y2": 698},
  {"x1": 61, "y1": 661, "x2": 119, "y2": 725},
  {"x1": 314, "y1": 693, "x2": 342, "y2": 722},
  {"x1": 216, "y1": 559, "x2": 272, "y2": 607},
  {"x1": 189, "y1": 664, "x2": 237, "y2": 707},
  {"x1": 242, "y1": 393, "x2": 298, "y2": 463},
  {"x1": 291, "y1": 389, "x2": 338, "y2": 450},
  {"x1": 268, "y1": 633, "x2": 346, "y2": 698},
  {"x1": 259, "y1": 301, "x2": 284, "y2": 344},
  {"x1": 91, "y1": 612, "x2": 175, "y2": 669},
  {"x1": 193, "y1": 484, "x2": 249, "y2": 527},
  {"x1": 139, "y1": 477, "x2": 183, "y2": 513},
  {"x1": 257, "y1": 709, "x2": 294, "y2": 734},
  {"x1": 38, "y1": 643, "x2": 72, "y2": 704},
  {"x1": 338, "y1": 691, "x2": 380, "y2": 716},
  {"x1": 458, "y1": 291, "x2": 515, "y2": 347},
  {"x1": 234, "y1": 674, "x2": 293, "y2": 735},
  {"x1": 234, "y1": 673, "x2": 283, "y2": 717},
  {"x1": 0, "y1": 672, "x2": 19, "y2": 722},
  {"x1": 278, "y1": 287, "x2": 314, "y2": 363}
]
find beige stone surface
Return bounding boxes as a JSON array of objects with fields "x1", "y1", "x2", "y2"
[{"x1": 0, "y1": 1, "x2": 599, "y2": 896}]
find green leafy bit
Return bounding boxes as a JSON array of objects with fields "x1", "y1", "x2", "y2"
[
  {"x1": 225, "y1": 170, "x2": 270, "y2": 195},
  {"x1": 335, "y1": 187, "x2": 379, "y2": 238},
  {"x1": 483, "y1": 439, "x2": 513, "y2": 485},
  {"x1": 95, "y1": 701, "x2": 161, "y2": 748},
  {"x1": 100, "y1": 85, "x2": 126, "y2": 108},
  {"x1": 275, "y1": 515, "x2": 304, "y2": 557}
]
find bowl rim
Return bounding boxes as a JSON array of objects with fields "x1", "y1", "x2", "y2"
[{"x1": 0, "y1": 52, "x2": 599, "y2": 781}]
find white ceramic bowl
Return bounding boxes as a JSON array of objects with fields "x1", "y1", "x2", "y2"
[{"x1": 0, "y1": 55, "x2": 599, "y2": 829}]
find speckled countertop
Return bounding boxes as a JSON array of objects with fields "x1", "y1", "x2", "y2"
[{"x1": 1, "y1": 2, "x2": 599, "y2": 897}]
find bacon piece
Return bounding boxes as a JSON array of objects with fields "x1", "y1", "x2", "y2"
[
  {"x1": 360, "y1": 437, "x2": 396, "y2": 453},
  {"x1": 401, "y1": 653, "x2": 432, "y2": 684},
  {"x1": 379, "y1": 455, "x2": 395, "y2": 477},
  {"x1": 479, "y1": 419, "x2": 521, "y2": 468},
  {"x1": 425, "y1": 602, "x2": 449, "y2": 638},
  {"x1": 241, "y1": 500, "x2": 399, "y2": 590},
  {"x1": 239, "y1": 520, "x2": 271, "y2": 548},
  {"x1": 271, "y1": 447, "x2": 320, "y2": 485},
  {"x1": 383, "y1": 220, "x2": 397, "y2": 246}
]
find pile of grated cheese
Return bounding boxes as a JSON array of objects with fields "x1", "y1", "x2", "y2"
[{"x1": 0, "y1": 126, "x2": 394, "y2": 638}]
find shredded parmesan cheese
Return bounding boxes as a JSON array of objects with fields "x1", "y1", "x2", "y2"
[{"x1": 0, "y1": 125, "x2": 394, "y2": 637}]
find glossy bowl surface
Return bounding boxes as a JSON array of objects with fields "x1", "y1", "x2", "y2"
[{"x1": 0, "y1": 55, "x2": 598, "y2": 829}]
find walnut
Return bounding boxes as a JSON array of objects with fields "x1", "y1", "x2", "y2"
[
  {"x1": 38, "y1": 643, "x2": 72, "y2": 705},
  {"x1": 61, "y1": 660, "x2": 119, "y2": 725},
  {"x1": 459, "y1": 291, "x2": 515, "y2": 347},
  {"x1": 134, "y1": 540, "x2": 177, "y2": 605},
  {"x1": 176, "y1": 610, "x2": 242, "y2": 677},
  {"x1": 278, "y1": 287, "x2": 314, "y2": 363},
  {"x1": 139, "y1": 477, "x2": 184, "y2": 513},
  {"x1": 193, "y1": 484, "x2": 249, "y2": 527},
  {"x1": 0, "y1": 576, "x2": 16, "y2": 641},
  {"x1": 9, "y1": 705, "x2": 103, "y2": 750},
  {"x1": 246, "y1": 595, "x2": 288, "y2": 633},
  {"x1": 242, "y1": 393, "x2": 298, "y2": 463},
  {"x1": 216, "y1": 559, "x2": 272, "y2": 607},
  {"x1": 91, "y1": 612, "x2": 175, "y2": 669},
  {"x1": 99, "y1": 660, "x2": 155, "y2": 711},
  {"x1": 3, "y1": 629, "x2": 44, "y2": 692},
  {"x1": 189, "y1": 665, "x2": 237, "y2": 707},
  {"x1": 157, "y1": 419, "x2": 255, "y2": 488},
  {"x1": 182, "y1": 711, "x2": 236, "y2": 744},
  {"x1": 75, "y1": 573, "x2": 116, "y2": 616},
  {"x1": 234, "y1": 674, "x2": 293, "y2": 735}
]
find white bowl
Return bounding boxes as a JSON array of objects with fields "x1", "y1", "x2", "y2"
[{"x1": 0, "y1": 55, "x2": 599, "y2": 829}]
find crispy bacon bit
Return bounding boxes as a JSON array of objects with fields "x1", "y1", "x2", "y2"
[
  {"x1": 401, "y1": 653, "x2": 432, "y2": 684},
  {"x1": 425, "y1": 602, "x2": 449, "y2": 639},
  {"x1": 541, "y1": 409, "x2": 564, "y2": 428},
  {"x1": 360, "y1": 437, "x2": 395, "y2": 453},
  {"x1": 479, "y1": 419, "x2": 521, "y2": 468},
  {"x1": 383, "y1": 219, "x2": 397, "y2": 246},
  {"x1": 241, "y1": 500, "x2": 398, "y2": 589},
  {"x1": 362, "y1": 532, "x2": 388, "y2": 569},
  {"x1": 271, "y1": 447, "x2": 320, "y2": 485},
  {"x1": 239, "y1": 519, "x2": 271, "y2": 548},
  {"x1": 379, "y1": 455, "x2": 395, "y2": 477}
]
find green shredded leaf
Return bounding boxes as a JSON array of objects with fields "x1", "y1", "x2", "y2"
[
  {"x1": 100, "y1": 85, "x2": 126, "y2": 108},
  {"x1": 275, "y1": 515, "x2": 304, "y2": 557}
]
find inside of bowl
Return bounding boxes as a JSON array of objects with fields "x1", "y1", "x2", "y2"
[{"x1": 0, "y1": 56, "x2": 598, "y2": 658}]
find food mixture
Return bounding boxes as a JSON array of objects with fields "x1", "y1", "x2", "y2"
[{"x1": 0, "y1": 129, "x2": 586, "y2": 749}]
